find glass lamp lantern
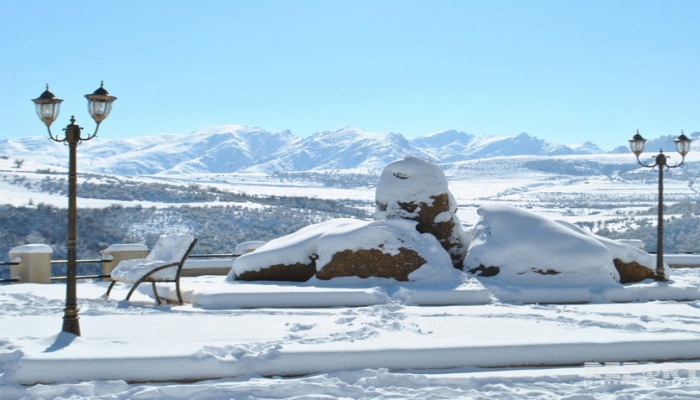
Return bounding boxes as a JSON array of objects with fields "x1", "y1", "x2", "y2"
[
  {"x1": 85, "y1": 81, "x2": 117, "y2": 124},
  {"x1": 628, "y1": 131, "x2": 647, "y2": 158},
  {"x1": 32, "y1": 85, "x2": 63, "y2": 127},
  {"x1": 674, "y1": 133, "x2": 692, "y2": 157}
]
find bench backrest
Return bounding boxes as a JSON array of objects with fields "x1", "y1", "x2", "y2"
[{"x1": 146, "y1": 234, "x2": 197, "y2": 264}]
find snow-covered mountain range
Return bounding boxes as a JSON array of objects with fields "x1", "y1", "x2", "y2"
[{"x1": 1, "y1": 126, "x2": 698, "y2": 176}]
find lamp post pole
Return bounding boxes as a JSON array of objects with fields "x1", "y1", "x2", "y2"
[
  {"x1": 32, "y1": 83, "x2": 117, "y2": 336},
  {"x1": 628, "y1": 131, "x2": 692, "y2": 281},
  {"x1": 65, "y1": 118, "x2": 80, "y2": 335}
]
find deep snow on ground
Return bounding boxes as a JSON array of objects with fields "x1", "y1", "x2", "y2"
[
  {"x1": 3, "y1": 155, "x2": 700, "y2": 398},
  {"x1": 2, "y1": 269, "x2": 700, "y2": 399},
  {"x1": 4, "y1": 193, "x2": 700, "y2": 398}
]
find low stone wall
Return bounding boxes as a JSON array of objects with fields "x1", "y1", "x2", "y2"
[
  {"x1": 664, "y1": 254, "x2": 700, "y2": 269},
  {"x1": 6, "y1": 241, "x2": 698, "y2": 284}
]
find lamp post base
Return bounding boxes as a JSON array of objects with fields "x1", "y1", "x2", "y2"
[
  {"x1": 62, "y1": 308, "x2": 81, "y2": 336},
  {"x1": 654, "y1": 270, "x2": 667, "y2": 282}
]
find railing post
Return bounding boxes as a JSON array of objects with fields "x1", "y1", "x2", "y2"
[
  {"x1": 101, "y1": 244, "x2": 148, "y2": 281},
  {"x1": 9, "y1": 244, "x2": 53, "y2": 284}
]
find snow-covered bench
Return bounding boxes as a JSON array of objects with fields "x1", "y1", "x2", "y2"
[{"x1": 105, "y1": 234, "x2": 197, "y2": 305}]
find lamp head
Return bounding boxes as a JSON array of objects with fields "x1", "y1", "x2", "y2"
[
  {"x1": 31, "y1": 84, "x2": 63, "y2": 127},
  {"x1": 628, "y1": 130, "x2": 647, "y2": 157},
  {"x1": 674, "y1": 132, "x2": 692, "y2": 157},
  {"x1": 85, "y1": 81, "x2": 117, "y2": 124}
]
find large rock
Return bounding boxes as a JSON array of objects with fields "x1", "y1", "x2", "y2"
[
  {"x1": 613, "y1": 259, "x2": 657, "y2": 283},
  {"x1": 375, "y1": 156, "x2": 468, "y2": 268},
  {"x1": 228, "y1": 219, "x2": 365, "y2": 282},
  {"x1": 464, "y1": 204, "x2": 620, "y2": 286},
  {"x1": 235, "y1": 261, "x2": 316, "y2": 282},
  {"x1": 316, "y1": 248, "x2": 425, "y2": 281},
  {"x1": 229, "y1": 218, "x2": 461, "y2": 285},
  {"x1": 315, "y1": 219, "x2": 458, "y2": 283}
]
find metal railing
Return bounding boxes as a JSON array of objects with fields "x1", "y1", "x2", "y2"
[
  {"x1": 0, "y1": 260, "x2": 20, "y2": 283},
  {"x1": 50, "y1": 258, "x2": 109, "y2": 281},
  {"x1": 189, "y1": 253, "x2": 237, "y2": 259},
  {"x1": 1, "y1": 253, "x2": 240, "y2": 284}
]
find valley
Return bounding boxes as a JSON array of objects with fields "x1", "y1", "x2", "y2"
[{"x1": 1, "y1": 127, "x2": 699, "y2": 266}]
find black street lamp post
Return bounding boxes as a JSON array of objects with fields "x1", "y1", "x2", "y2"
[
  {"x1": 32, "y1": 83, "x2": 117, "y2": 336},
  {"x1": 628, "y1": 130, "x2": 692, "y2": 281}
]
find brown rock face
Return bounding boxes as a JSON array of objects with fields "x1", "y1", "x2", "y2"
[
  {"x1": 377, "y1": 192, "x2": 466, "y2": 268},
  {"x1": 316, "y1": 247, "x2": 426, "y2": 281},
  {"x1": 235, "y1": 261, "x2": 316, "y2": 282},
  {"x1": 613, "y1": 258, "x2": 656, "y2": 283},
  {"x1": 468, "y1": 265, "x2": 501, "y2": 277}
]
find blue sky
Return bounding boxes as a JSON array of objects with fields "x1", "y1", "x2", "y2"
[{"x1": 1, "y1": 0, "x2": 698, "y2": 150}]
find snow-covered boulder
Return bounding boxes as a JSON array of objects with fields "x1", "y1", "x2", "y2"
[
  {"x1": 228, "y1": 219, "x2": 353, "y2": 282},
  {"x1": 556, "y1": 221, "x2": 663, "y2": 283},
  {"x1": 228, "y1": 218, "x2": 461, "y2": 285},
  {"x1": 375, "y1": 156, "x2": 469, "y2": 268},
  {"x1": 464, "y1": 204, "x2": 621, "y2": 286},
  {"x1": 315, "y1": 219, "x2": 458, "y2": 283}
]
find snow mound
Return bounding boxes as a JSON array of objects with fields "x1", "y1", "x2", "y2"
[
  {"x1": 464, "y1": 204, "x2": 621, "y2": 286},
  {"x1": 375, "y1": 156, "x2": 449, "y2": 219}
]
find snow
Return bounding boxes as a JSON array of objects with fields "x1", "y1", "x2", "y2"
[
  {"x1": 667, "y1": 254, "x2": 700, "y2": 267},
  {"x1": 2, "y1": 272, "x2": 700, "y2": 398},
  {"x1": 102, "y1": 244, "x2": 148, "y2": 254},
  {"x1": 111, "y1": 234, "x2": 195, "y2": 282},
  {"x1": 375, "y1": 156, "x2": 448, "y2": 212},
  {"x1": 8, "y1": 244, "x2": 52, "y2": 255},
  {"x1": 234, "y1": 241, "x2": 266, "y2": 255},
  {"x1": 145, "y1": 234, "x2": 195, "y2": 264},
  {"x1": 3, "y1": 156, "x2": 700, "y2": 397},
  {"x1": 110, "y1": 259, "x2": 179, "y2": 282},
  {"x1": 3, "y1": 201, "x2": 700, "y2": 397}
]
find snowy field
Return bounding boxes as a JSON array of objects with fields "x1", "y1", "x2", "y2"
[
  {"x1": 3, "y1": 152, "x2": 699, "y2": 221},
  {"x1": 2, "y1": 269, "x2": 700, "y2": 399}
]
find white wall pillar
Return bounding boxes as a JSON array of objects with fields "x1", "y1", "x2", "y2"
[
  {"x1": 101, "y1": 244, "x2": 148, "y2": 280},
  {"x1": 9, "y1": 244, "x2": 53, "y2": 284}
]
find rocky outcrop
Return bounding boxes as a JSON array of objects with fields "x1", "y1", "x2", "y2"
[
  {"x1": 229, "y1": 215, "x2": 460, "y2": 285},
  {"x1": 229, "y1": 157, "x2": 467, "y2": 284},
  {"x1": 316, "y1": 248, "x2": 426, "y2": 281},
  {"x1": 227, "y1": 218, "x2": 363, "y2": 283},
  {"x1": 375, "y1": 156, "x2": 469, "y2": 268},
  {"x1": 234, "y1": 260, "x2": 317, "y2": 282},
  {"x1": 613, "y1": 258, "x2": 657, "y2": 283}
]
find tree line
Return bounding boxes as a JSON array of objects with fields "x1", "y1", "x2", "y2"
[
  {"x1": 592, "y1": 200, "x2": 700, "y2": 253},
  {"x1": 0, "y1": 198, "x2": 369, "y2": 279}
]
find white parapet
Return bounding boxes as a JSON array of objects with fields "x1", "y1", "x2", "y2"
[{"x1": 665, "y1": 254, "x2": 700, "y2": 269}]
